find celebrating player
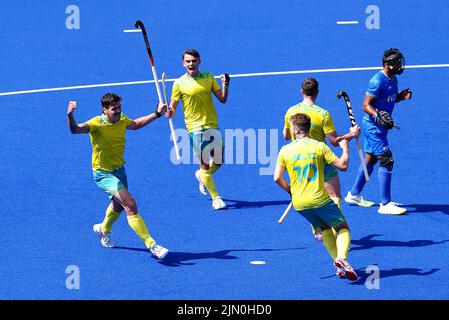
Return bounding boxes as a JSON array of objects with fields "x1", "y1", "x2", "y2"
[
  {"x1": 344, "y1": 48, "x2": 412, "y2": 215},
  {"x1": 166, "y1": 49, "x2": 230, "y2": 210},
  {"x1": 283, "y1": 78, "x2": 360, "y2": 239},
  {"x1": 67, "y1": 93, "x2": 169, "y2": 259},
  {"x1": 275, "y1": 113, "x2": 358, "y2": 280}
]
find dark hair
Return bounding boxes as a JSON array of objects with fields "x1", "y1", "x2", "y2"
[
  {"x1": 290, "y1": 113, "x2": 311, "y2": 132},
  {"x1": 301, "y1": 78, "x2": 319, "y2": 97},
  {"x1": 101, "y1": 93, "x2": 121, "y2": 109},
  {"x1": 182, "y1": 49, "x2": 200, "y2": 60}
]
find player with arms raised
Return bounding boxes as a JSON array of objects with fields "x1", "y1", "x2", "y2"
[
  {"x1": 67, "y1": 93, "x2": 169, "y2": 259},
  {"x1": 166, "y1": 49, "x2": 230, "y2": 210}
]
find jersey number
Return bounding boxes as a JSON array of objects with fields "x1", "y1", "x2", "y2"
[{"x1": 293, "y1": 164, "x2": 318, "y2": 182}]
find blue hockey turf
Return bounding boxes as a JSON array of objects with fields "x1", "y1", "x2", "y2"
[{"x1": 1, "y1": 0, "x2": 449, "y2": 300}]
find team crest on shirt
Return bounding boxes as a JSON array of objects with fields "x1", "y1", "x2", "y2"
[{"x1": 387, "y1": 93, "x2": 397, "y2": 103}]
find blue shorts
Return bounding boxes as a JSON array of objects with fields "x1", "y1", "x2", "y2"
[
  {"x1": 93, "y1": 167, "x2": 128, "y2": 199},
  {"x1": 298, "y1": 201, "x2": 346, "y2": 229},
  {"x1": 324, "y1": 164, "x2": 338, "y2": 182},
  {"x1": 362, "y1": 117, "x2": 391, "y2": 156},
  {"x1": 189, "y1": 128, "x2": 224, "y2": 158}
]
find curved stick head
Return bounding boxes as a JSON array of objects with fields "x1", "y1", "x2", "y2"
[
  {"x1": 337, "y1": 90, "x2": 346, "y2": 99},
  {"x1": 135, "y1": 20, "x2": 143, "y2": 29}
]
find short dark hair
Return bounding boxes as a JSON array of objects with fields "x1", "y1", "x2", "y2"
[
  {"x1": 101, "y1": 93, "x2": 121, "y2": 109},
  {"x1": 182, "y1": 49, "x2": 200, "y2": 60},
  {"x1": 301, "y1": 78, "x2": 319, "y2": 97},
  {"x1": 290, "y1": 113, "x2": 311, "y2": 132}
]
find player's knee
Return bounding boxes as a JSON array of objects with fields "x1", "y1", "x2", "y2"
[
  {"x1": 112, "y1": 201, "x2": 124, "y2": 213},
  {"x1": 335, "y1": 221, "x2": 349, "y2": 232},
  {"x1": 123, "y1": 195, "x2": 138, "y2": 215},
  {"x1": 378, "y1": 152, "x2": 394, "y2": 171}
]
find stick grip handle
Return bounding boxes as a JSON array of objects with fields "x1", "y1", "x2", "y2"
[{"x1": 344, "y1": 97, "x2": 357, "y2": 127}]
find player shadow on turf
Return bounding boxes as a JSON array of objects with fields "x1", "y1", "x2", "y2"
[
  {"x1": 114, "y1": 247, "x2": 305, "y2": 267},
  {"x1": 404, "y1": 204, "x2": 449, "y2": 215},
  {"x1": 347, "y1": 267, "x2": 440, "y2": 285},
  {"x1": 350, "y1": 234, "x2": 449, "y2": 251},
  {"x1": 156, "y1": 248, "x2": 305, "y2": 267},
  {"x1": 221, "y1": 199, "x2": 291, "y2": 210}
]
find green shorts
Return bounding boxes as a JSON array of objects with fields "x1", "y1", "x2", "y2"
[
  {"x1": 324, "y1": 164, "x2": 338, "y2": 182},
  {"x1": 93, "y1": 166, "x2": 128, "y2": 199},
  {"x1": 298, "y1": 201, "x2": 346, "y2": 229},
  {"x1": 189, "y1": 128, "x2": 224, "y2": 158}
]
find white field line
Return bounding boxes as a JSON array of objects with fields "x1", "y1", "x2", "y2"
[
  {"x1": 123, "y1": 29, "x2": 141, "y2": 33},
  {"x1": 1, "y1": 64, "x2": 449, "y2": 96},
  {"x1": 337, "y1": 21, "x2": 359, "y2": 25}
]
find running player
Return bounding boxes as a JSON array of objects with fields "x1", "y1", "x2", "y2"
[
  {"x1": 67, "y1": 93, "x2": 169, "y2": 259},
  {"x1": 283, "y1": 77, "x2": 361, "y2": 239},
  {"x1": 275, "y1": 113, "x2": 357, "y2": 280},
  {"x1": 166, "y1": 49, "x2": 230, "y2": 210}
]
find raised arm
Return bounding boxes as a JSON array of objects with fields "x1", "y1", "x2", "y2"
[
  {"x1": 331, "y1": 139, "x2": 349, "y2": 171},
  {"x1": 67, "y1": 101, "x2": 90, "y2": 134},
  {"x1": 127, "y1": 102, "x2": 167, "y2": 130},
  {"x1": 326, "y1": 125, "x2": 361, "y2": 147},
  {"x1": 213, "y1": 73, "x2": 230, "y2": 103}
]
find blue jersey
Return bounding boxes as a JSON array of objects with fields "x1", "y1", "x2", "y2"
[{"x1": 363, "y1": 71, "x2": 399, "y2": 131}]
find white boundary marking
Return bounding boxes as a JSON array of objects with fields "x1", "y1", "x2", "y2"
[
  {"x1": 337, "y1": 21, "x2": 359, "y2": 25},
  {"x1": 1, "y1": 64, "x2": 449, "y2": 96},
  {"x1": 249, "y1": 260, "x2": 266, "y2": 265},
  {"x1": 123, "y1": 29, "x2": 141, "y2": 33}
]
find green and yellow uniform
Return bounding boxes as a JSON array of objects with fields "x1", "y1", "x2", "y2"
[
  {"x1": 84, "y1": 113, "x2": 156, "y2": 249},
  {"x1": 277, "y1": 137, "x2": 350, "y2": 259},
  {"x1": 172, "y1": 72, "x2": 220, "y2": 133},
  {"x1": 85, "y1": 113, "x2": 132, "y2": 172},
  {"x1": 284, "y1": 102, "x2": 339, "y2": 184},
  {"x1": 277, "y1": 137, "x2": 337, "y2": 210},
  {"x1": 172, "y1": 71, "x2": 224, "y2": 200}
]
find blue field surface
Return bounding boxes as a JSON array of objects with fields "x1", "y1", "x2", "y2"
[{"x1": 1, "y1": 0, "x2": 449, "y2": 300}]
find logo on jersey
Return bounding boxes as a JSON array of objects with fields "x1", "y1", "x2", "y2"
[{"x1": 387, "y1": 93, "x2": 397, "y2": 103}]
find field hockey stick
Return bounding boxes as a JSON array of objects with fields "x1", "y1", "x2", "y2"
[
  {"x1": 162, "y1": 72, "x2": 181, "y2": 160},
  {"x1": 135, "y1": 20, "x2": 180, "y2": 160},
  {"x1": 337, "y1": 90, "x2": 370, "y2": 181},
  {"x1": 277, "y1": 202, "x2": 293, "y2": 224}
]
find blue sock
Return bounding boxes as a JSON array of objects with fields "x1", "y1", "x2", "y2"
[
  {"x1": 350, "y1": 162, "x2": 375, "y2": 195},
  {"x1": 378, "y1": 166, "x2": 392, "y2": 205}
]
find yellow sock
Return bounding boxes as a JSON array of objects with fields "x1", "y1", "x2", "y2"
[
  {"x1": 200, "y1": 169, "x2": 219, "y2": 199},
  {"x1": 208, "y1": 159, "x2": 222, "y2": 175},
  {"x1": 127, "y1": 214, "x2": 156, "y2": 249},
  {"x1": 336, "y1": 228, "x2": 351, "y2": 260},
  {"x1": 101, "y1": 204, "x2": 122, "y2": 233},
  {"x1": 331, "y1": 197, "x2": 342, "y2": 210},
  {"x1": 322, "y1": 229, "x2": 338, "y2": 259}
]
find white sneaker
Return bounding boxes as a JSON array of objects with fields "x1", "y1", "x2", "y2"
[
  {"x1": 378, "y1": 202, "x2": 406, "y2": 215},
  {"x1": 344, "y1": 192, "x2": 375, "y2": 207},
  {"x1": 195, "y1": 170, "x2": 208, "y2": 196},
  {"x1": 150, "y1": 244, "x2": 169, "y2": 259},
  {"x1": 212, "y1": 197, "x2": 227, "y2": 210},
  {"x1": 93, "y1": 223, "x2": 114, "y2": 248}
]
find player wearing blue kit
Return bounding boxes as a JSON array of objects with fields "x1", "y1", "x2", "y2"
[{"x1": 344, "y1": 48, "x2": 412, "y2": 215}]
